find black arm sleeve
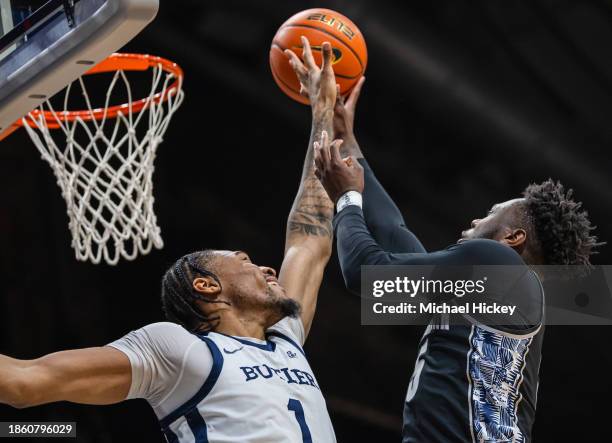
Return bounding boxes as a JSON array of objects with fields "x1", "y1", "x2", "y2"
[
  {"x1": 359, "y1": 159, "x2": 426, "y2": 254},
  {"x1": 334, "y1": 206, "x2": 542, "y2": 330},
  {"x1": 333, "y1": 205, "x2": 525, "y2": 294}
]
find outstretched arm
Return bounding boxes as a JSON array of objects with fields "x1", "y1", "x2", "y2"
[
  {"x1": 0, "y1": 347, "x2": 130, "y2": 409},
  {"x1": 278, "y1": 38, "x2": 337, "y2": 337}
]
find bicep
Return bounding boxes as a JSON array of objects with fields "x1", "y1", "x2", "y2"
[
  {"x1": 278, "y1": 245, "x2": 328, "y2": 338},
  {"x1": 26, "y1": 346, "x2": 131, "y2": 406}
]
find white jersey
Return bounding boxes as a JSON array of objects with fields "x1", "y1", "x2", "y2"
[{"x1": 108, "y1": 318, "x2": 336, "y2": 443}]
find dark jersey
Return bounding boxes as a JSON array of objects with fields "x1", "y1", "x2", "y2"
[
  {"x1": 333, "y1": 159, "x2": 544, "y2": 442},
  {"x1": 403, "y1": 310, "x2": 543, "y2": 442}
]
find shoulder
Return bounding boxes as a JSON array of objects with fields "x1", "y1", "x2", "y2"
[
  {"x1": 109, "y1": 322, "x2": 202, "y2": 362},
  {"x1": 139, "y1": 321, "x2": 193, "y2": 337},
  {"x1": 108, "y1": 322, "x2": 215, "y2": 410},
  {"x1": 136, "y1": 322, "x2": 198, "y2": 347},
  {"x1": 445, "y1": 239, "x2": 525, "y2": 265}
]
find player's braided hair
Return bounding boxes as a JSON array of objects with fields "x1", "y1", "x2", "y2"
[
  {"x1": 523, "y1": 179, "x2": 603, "y2": 268},
  {"x1": 161, "y1": 250, "x2": 224, "y2": 333}
]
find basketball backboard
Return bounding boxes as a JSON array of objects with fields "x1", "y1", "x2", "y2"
[{"x1": 0, "y1": 0, "x2": 158, "y2": 136}]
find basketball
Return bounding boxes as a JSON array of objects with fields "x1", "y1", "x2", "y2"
[{"x1": 270, "y1": 9, "x2": 368, "y2": 104}]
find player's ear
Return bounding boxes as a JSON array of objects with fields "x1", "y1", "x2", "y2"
[
  {"x1": 502, "y1": 228, "x2": 527, "y2": 249},
  {"x1": 193, "y1": 276, "x2": 222, "y2": 298}
]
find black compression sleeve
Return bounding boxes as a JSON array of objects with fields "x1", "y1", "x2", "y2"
[
  {"x1": 334, "y1": 205, "x2": 429, "y2": 293},
  {"x1": 334, "y1": 205, "x2": 526, "y2": 291},
  {"x1": 359, "y1": 158, "x2": 426, "y2": 254},
  {"x1": 333, "y1": 206, "x2": 542, "y2": 330},
  {"x1": 334, "y1": 206, "x2": 542, "y2": 330}
]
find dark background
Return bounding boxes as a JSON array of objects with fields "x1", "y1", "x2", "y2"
[{"x1": 1, "y1": 0, "x2": 612, "y2": 441}]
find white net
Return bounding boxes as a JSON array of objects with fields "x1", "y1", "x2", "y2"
[{"x1": 22, "y1": 58, "x2": 184, "y2": 265}]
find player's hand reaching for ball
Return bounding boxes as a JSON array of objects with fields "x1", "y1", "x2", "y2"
[
  {"x1": 333, "y1": 76, "x2": 365, "y2": 141},
  {"x1": 314, "y1": 130, "x2": 364, "y2": 203},
  {"x1": 285, "y1": 37, "x2": 337, "y2": 115}
]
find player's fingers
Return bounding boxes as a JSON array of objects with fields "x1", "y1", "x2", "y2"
[
  {"x1": 301, "y1": 36, "x2": 316, "y2": 70},
  {"x1": 320, "y1": 131, "x2": 332, "y2": 165},
  {"x1": 346, "y1": 76, "x2": 366, "y2": 110},
  {"x1": 314, "y1": 141, "x2": 322, "y2": 159},
  {"x1": 314, "y1": 152, "x2": 323, "y2": 170},
  {"x1": 285, "y1": 50, "x2": 308, "y2": 83},
  {"x1": 285, "y1": 49, "x2": 306, "y2": 72},
  {"x1": 314, "y1": 146, "x2": 325, "y2": 172},
  {"x1": 321, "y1": 42, "x2": 333, "y2": 73},
  {"x1": 319, "y1": 130, "x2": 329, "y2": 150},
  {"x1": 330, "y1": 139, "x2": 344, "y2": 164},
  {"x1": 299, "y1": 84, "x2": 309, "y2": 98}
]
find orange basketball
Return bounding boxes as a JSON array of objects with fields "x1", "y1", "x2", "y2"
[{"x1": 270, "y1": 9, "x2": 368, "y2": 104}]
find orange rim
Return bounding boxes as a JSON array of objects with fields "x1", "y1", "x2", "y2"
[{"x1": 20, "y1": 53, "x2": 183, "y2": 129}]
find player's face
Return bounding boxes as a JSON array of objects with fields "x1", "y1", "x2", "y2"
[
  {"x1": 214, "y1": 250, "x2": 292, "y2": 310},
  {"x1": 458, "y1": 198, "x2": 524, "y2": 243}
]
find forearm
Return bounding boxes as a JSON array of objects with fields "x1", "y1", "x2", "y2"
[
  {"x1": 281, "y1": 109, "x2": 335, "y2": 335},
  {"x1": 285, "y1": 108, "x2": 335, "y2": 254},
  {"x1": 305, "y1": 108, "x2": 335, "y2": 180},
  {"x1": 0, "y1": 354, "x2": 30, "y2": 408},
  {"x1": 0, "y1": 347, "x2": 130, "y2": 409},
  {"x1": 334, "y1": 205, "x2": 439, "y2": 293},
  {"x1": 334, "y1": 205, "x2": 391, "y2": 293}
]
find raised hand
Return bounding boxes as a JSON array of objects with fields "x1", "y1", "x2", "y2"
[
  {"x1": 285, "y1": 37, "x2": 337, "y2": 115},
  {"x1": 314, "y1": 130, "x2": 364, "y2": 203},
  {"x1": 333, "y1": 76, "x2": 366, "y2": 140}
]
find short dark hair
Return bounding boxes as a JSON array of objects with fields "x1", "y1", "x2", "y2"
[
  {"x1": 161, "y1": 250, "x2": 222, "y2": 332},
  {"x1": 523, "y1": 179, "x2": 602, "y2": 267}
]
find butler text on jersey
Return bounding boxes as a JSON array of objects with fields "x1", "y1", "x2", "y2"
[{"x1": 240, "y1": 364, "x2": 320, "y2": 389}]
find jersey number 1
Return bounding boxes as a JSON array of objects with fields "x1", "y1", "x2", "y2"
[{"x1": 287, "y1": 399, "x2": 312, "y2": 443}]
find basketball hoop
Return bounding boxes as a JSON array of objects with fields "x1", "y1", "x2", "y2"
[{"x1": 15, "y1": 53, "x2": 184, "y2": 265}]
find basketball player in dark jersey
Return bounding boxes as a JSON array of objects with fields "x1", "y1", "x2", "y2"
[{"x1": 289, "y1": 40, "x2": 602, "y2": 442}]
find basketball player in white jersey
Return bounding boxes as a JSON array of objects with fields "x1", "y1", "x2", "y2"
[{"x1": 0, "y1": 39, "x2": 340, "y2": 443}]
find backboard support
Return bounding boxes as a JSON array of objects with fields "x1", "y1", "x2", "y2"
[{"x1": 0, "y1": 0, "x2": 159, "y2": 135}]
